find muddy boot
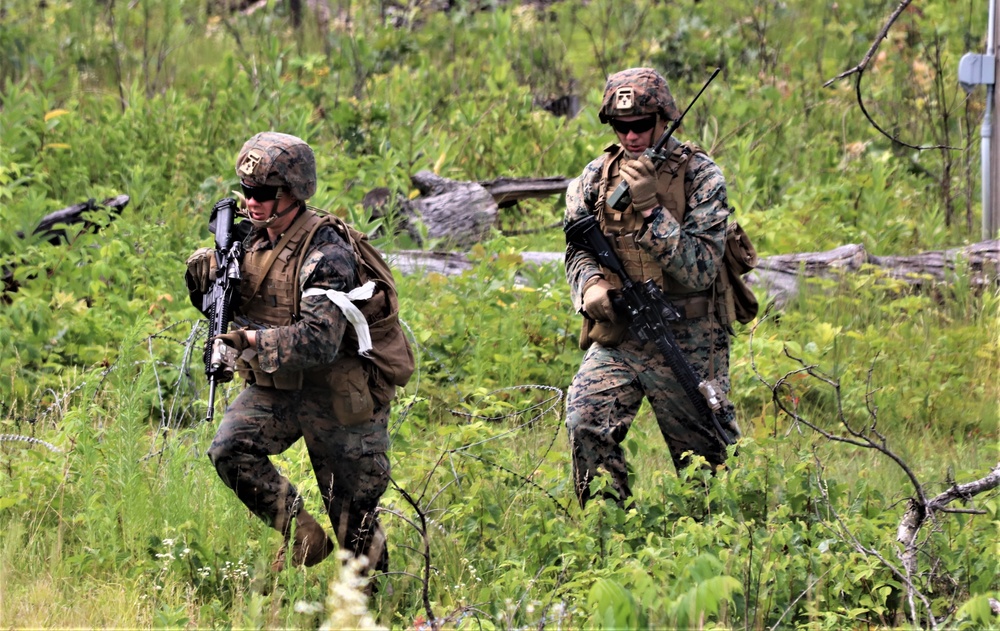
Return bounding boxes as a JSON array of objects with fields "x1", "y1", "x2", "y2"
[{"x1": 271, "y1": 510, "x2": 334, "y2": 572}]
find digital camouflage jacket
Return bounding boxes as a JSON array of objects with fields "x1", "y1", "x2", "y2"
[
  {"x1": 236, "y1": 210, "x2": 359, "y2": 387},
  {"x1": 564, "y1": 138, "x2": 731, "y2": 313}
]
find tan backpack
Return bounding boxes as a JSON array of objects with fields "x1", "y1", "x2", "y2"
[
  {"x1": 716, "y1": 221, "x2": 760, "y2": 325},
  {"x1": 296, "y1": 213, "x2": 416, "y2": 389}
]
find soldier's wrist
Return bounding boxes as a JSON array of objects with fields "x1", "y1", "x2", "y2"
[
  {"x1": 640, "y1": 204, "x2": 662, "y2": 219},
  {"x1": 582, "y1": 274, "x2": 605, "y2": 293}
]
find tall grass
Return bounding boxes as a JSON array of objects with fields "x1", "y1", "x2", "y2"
[{"x1": 1, "y1": 0, "x2": 997, "y2": 627}]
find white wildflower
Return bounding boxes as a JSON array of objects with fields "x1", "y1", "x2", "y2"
[
  {"x1": 320, "y1": 551, "x2": 386, "y2": 631},
  {"x1": 294, "y1": 600, "x2": 324, "y2": 615}
]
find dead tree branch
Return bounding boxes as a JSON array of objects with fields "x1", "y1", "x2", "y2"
[
  {"x1": 824, "y1": 0, "x2": 913, "y2": 86},
  {"x1": 749, "y1": 307, "x2": 999, "y2": 628},
  {"x1": 387, "y1": 476, "x2": 439, "y2": 629},
  {"x1": 823, "y1": 0, "x2": 953, "y2": 151},
  {"x1": 896, "y1": 463, "x2": 1000, "y2": 589},
  {"x1": 811, "y1": 455, "x2": 936, "y2": 627}
]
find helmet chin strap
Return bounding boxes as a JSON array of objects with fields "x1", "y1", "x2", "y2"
[{"x1": 248, "y1": 193, "x2": 302, "y2": 229}]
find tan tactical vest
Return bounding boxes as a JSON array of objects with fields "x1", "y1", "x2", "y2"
[
  {"x1": 581, "y1": 141, "x2": 755, "y2": 349},
  {"x1": 580, "y1": 141, "x2": 716, "y2": 349},
  {"x1": 234, "y1": 210, "x2": 329, "y2": 390},
  {"x1": 597, "y1": 140, "x2": 713, "y2": 308}
]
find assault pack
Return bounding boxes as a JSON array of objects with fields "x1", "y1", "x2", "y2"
[{"x1": 305, "y1": 212, "x2": 416, "y2": 389}]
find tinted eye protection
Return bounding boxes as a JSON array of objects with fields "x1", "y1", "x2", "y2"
[
  {"x1": 240, "y1": 182, "x2": 280, "y2": 202},
  {"x1": 609, "y1": 116, "x2": 657, "y2": 135}
]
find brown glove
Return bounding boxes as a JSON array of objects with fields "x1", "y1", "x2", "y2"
[
  {"x1": 583, "y1": 277, "x2": 618, "y2": 323},
  {"x1": 619, "y1": 154, "x2": 659, "y2": 212},
  {"x1": 213, "y1": 329, "x2": 251, "y2": 352},
  {"x1": 185, "y1": 247, "x2": 216, "y2": 293}
]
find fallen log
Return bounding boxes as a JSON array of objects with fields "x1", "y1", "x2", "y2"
[
  {"x1": 748, "y1": 240, "x2": 1000, "y2": 305},
  {"x1": 407, "y1": 170, "x2": 498, "y2": 249},
  {"x1": 388, "y1": 240, "x2": 1000, "y2": 309},
  {"x1": 4, "y1": 195, "x2": 130, "y2": 297},
  {"x1": 478, "y1": 175, "x2": 573, "y2": 207},
  {"x1": 364, "y1": 173, "x2": 572, "y2": 247},
  {"x1": 371, "y1": 172, "x2": 999, "y2": 303},
  {"x1": 373, "y1": 171, "x2": 498, "y2": 249},
  {"x1": 389, "y1": 249, "x2": 563, "y2": 277}
]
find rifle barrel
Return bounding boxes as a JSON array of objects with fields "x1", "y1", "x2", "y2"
[{"x1": 206, "y1": 380, "x2": 217, "y2": 422}]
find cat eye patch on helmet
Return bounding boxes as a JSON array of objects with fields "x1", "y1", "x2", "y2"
[
  {"x1": 240, "y1": 182, "x2": 280, "y2": 202},
  {"x1": 609, "y1": 116, "x2": 657, "y2": 135}
]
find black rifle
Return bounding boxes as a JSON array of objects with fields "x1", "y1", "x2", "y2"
[
  {"x1": 607, "y1": 67, "x2": 721, "y2": 212},
  {"x1": 201, "y1": 198, "x2": 243, "y2": 422},
  {"x1": 565, "y1": 215, "x2": 735, "y2": 447}
]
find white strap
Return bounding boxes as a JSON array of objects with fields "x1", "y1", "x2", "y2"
[{"x1": 303, "y1": 281, "x2": 376, "y2": 355}]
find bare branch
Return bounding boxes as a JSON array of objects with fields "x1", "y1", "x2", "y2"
[
  {"x1": 768, "y1": 567, "x2": 836, "y2": 631},
  {"x1": 936, "y1": 507, "x2": 987, "y2": 516},
  {"x1": 926, "y1": 463, "x2": 1000, "y2": 511},
  {"x1": 388, "y1": 475, "x2": 439, "y2": 629},
  {"x1": 751, "y1": 316, "x2": 998, "y2": 627},
  {"x1": 822, "y1": 0, "x2": 955, "y2": 151},
  {"x1": 813, "y1": 456, "x2": 938, "y2": 628},
  {"x1": 824, "y1": 0, "x2": 914, "y2": 86}
]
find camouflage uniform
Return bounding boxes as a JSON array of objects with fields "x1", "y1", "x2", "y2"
[
  {"x1": 207, "y1": 222, "x2": 390, "y2": 572},
  {"x1": 191, "y1": 132, "x2": 391, "y2": 574},
  {"x1": 564, "y1": 68, "x2": 738, "y2": 507}
]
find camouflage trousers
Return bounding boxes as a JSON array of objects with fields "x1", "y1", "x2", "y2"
[
  {"x1": 565, "y1": 318, "x2": 738, "y2": 507},
  {"x1": 207, "y1": 384, "x2": 390, "y2": 573}
]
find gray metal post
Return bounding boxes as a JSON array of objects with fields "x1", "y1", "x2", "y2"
[
  {"x1": 960, "y1": 0, "x2": 999, "y2": 240},
  {"x1": 990, "y1": 0, "x2": 1000, "y2": 239}
]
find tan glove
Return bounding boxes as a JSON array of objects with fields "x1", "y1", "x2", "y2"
[
  {"x1": 185, "y1": 247, "x2": 216, "y2": 293},
  {"x1": 213, "y1": 329, "x2": 251, "y2": 353},
  {"x1": 582, "y1": 277, "x2": 618, "y2": 323},
  {"x1": 619, "y1": 154, "x2": 659, "y2": 212}
]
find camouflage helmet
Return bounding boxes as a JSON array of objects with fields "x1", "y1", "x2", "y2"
[
  {"x1": 599, "y1": 67, "x2": 680, "y2": 124},
  {"x1": 235, "y1": 132, "x2": 317, "y2": 201}
]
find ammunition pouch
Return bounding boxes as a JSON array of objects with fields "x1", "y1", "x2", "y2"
[
  {"x1": 714, "y1": 221, "x2": 759, "y2": 326},
  {"x1": 327, "y1": 356, "x2": 375, "y2": 426},
  {"x1": 235, "y1": 351, "x2": 304, "y2": 390}
]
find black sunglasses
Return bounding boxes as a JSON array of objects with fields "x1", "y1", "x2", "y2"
[
  {"x1": 609, "y1": 116, "x2": 658, "y2": 135},
  {"x1": 240, "y1": 182, "x2": 280, "y2": 202}
]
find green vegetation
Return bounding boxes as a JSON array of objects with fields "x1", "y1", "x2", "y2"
[{"x1": 1, "y1": 0, "x2": 996, "y2": 628}]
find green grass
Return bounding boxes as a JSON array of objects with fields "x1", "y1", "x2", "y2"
[{"x1": 1, "y1": 0, "x2": 997, "y2": 627}]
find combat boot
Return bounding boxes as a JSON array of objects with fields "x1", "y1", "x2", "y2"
[{"x1": 271, "y1": 509, "x2": 334, "y2": 572}]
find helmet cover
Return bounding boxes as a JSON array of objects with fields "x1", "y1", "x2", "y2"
[
  {"x1": 235, "y1": 132, "x2": 317, "y2": 201},
  {"x1": 599, "y1": 67, "x2": 680, "y2": 123}
]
